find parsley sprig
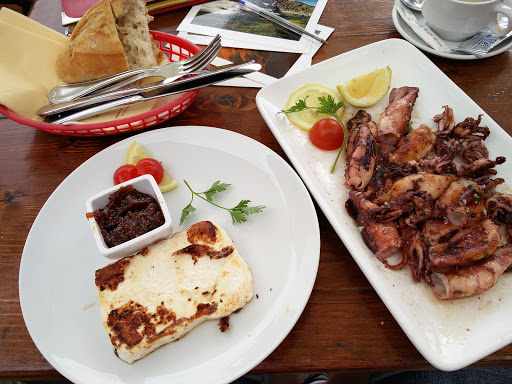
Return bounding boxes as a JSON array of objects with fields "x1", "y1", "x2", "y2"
[
  {"x1": 180, "y1": 180, "x2": 266, "y2": 225},
  {"x1": 280, "y1": 95, "x2": 347, "y2": 173}
]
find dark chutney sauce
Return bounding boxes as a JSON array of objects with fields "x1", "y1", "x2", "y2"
[{"x1": 93, "y1": 185, "x2": 165, "y2": 248}]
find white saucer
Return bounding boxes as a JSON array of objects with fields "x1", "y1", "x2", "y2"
[{"x1": 392, "y1": 6, "x2": 512, "y2": 60}]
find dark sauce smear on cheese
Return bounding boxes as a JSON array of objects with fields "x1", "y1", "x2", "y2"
[{"x1": 93, "y1": 185, "x2": 164, "y2": 248}]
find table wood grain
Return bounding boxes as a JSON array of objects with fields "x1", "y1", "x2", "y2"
[{"x1": 1, "y1": 0, "x2": 511, "y2": 380}]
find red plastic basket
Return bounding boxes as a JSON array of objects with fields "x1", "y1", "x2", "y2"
[{"x1": 0, "y1": 32, "x2": 201, "y2": 137}]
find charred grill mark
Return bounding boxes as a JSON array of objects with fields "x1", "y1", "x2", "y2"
[
  {"x1": 153, "y1": 304, "x2": 177, "y2": 325},
  {"x1": 412, "y1": 177, "x2": 422, "y2": 191},
  {"x1": 362, "y1": 133, "x2": 374, "y2": 171},
  {"x1": 217, "y1": 316, "x2": 230, "y2": 332},
  {"x1": 107, "y1": 301, "x2": 156, "y2": 348},
  {"x1": 95, "y1": 257, "x2": 131, "y2": 291},
  {"x1": 107, "y1": 301, "x2": 218, "y2": 350},
  {"x1": 173, "y1": 244, "x2": 234, "y2": 264},
  {"x1": 187, "y1": 221, "x2": 218, "y2": 245},
  {"x1": 427, "y1": 220, "x2": 500, "y2": 269},
  {"x1": 196, "y1": 302, "x2": 218, "y2": 316},
  {"x1": 175, "y1": 244, "x2": 212, "y2": 258}
]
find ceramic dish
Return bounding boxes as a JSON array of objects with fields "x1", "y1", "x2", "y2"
[
  {"x1": 85, "y1": 174, "x2": 173, "y2": 259},
  {"x1": 19, "y1": 126, "x2": 320, "y2": 384},
  {"x1": 256, "y1": 38, "x2": 512, "y2": 371},
  {"x1": 392, "y1": 6, "x2": 512, "y2": 60}
]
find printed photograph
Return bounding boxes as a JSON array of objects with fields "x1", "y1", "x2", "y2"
[{"x1": 190, "y1": 0, "x2": 318, "y2": 40}]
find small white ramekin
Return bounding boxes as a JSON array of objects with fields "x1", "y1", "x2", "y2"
[{"x1": 85, "y1": 174, "x2": 173, "y2": 259}]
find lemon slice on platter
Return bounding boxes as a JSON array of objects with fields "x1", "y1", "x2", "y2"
[
  {"x1": 285, "y1": 83, "x2": 344, "y2": 131},
  {"x1": 336, "y1": 66, "x2": 392, "y2": 107},
  {"x1": 126, "y1": 141, "x2": 178, "y2": 192}
]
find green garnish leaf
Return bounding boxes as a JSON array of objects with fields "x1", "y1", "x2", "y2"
[
  {"x1": 279, "y1": 95, "x2": 348, "y2": 173},
  {"x1": 281, "y1": 97, "x2": 310, "y2": 113},
  {"x1": 181, "y1": 180, "x2": 266, "y2": 225},
  {"x1": 318, "y1": 95, "x2": 344, "y2": 115},
  {"x1": 203, "y1": 180, "x2": 230, "y2": 201},
  {"x1": 230, "y1": 200, "x2": 266, "y2": 224},
  {"x1": 180, "y1": 203, "x2": 196, "y2": 225}
]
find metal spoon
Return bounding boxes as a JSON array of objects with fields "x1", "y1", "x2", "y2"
[{"x1": 400, "y1": 0, "x2": 423, "y2": 11}]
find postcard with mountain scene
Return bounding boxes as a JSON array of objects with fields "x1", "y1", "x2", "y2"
[{"x1": 177, "y1": 0, "x2": 327, "y2": 52}]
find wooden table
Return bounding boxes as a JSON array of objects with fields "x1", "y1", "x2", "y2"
[{"x1": 1, "y1": 0, "x2": 511, "y2": 381}]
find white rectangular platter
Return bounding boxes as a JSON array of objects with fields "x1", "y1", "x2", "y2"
[{"x1": 256, "y1": 38, "x2": 512, "y2": 371}]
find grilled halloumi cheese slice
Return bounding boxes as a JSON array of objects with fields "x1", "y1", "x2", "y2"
[{"x1": 95, "y1": 221, "x2": 253, "y2": 363}]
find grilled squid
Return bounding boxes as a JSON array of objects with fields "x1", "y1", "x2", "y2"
[
  {"x1": 446, "y1": 186, "x2": 486, "y2": 227},
  {"x1": 429, "y1": 244, "x2": 512, "y2": 300},
  {"x1": 377, "y1": 86, "x2": 419, "y2": 152},
  {"x1": 348, "y1": 191, "x2": 402, "y2": 262},
  {"x1": 343, "y1": 100, "x2": 511, "y2": 299},
  {"x1": 457, "y1": 156, "x2": 506, "y2": 179},
  {"x1": 487, "y1": 192, "x2": 512, "y2": 226},
  {"x1": 423, "y1": 185, "x2": 486, "y2": 246},
  {"x1": 371, "y1": 190, "x2": 435, "y2": 228},
  {"x1": 344, "y1": 123, "x2": 377, "y2": 191},
  {"x1": 457, "y1": 139, "x2": 489, "y2": 164},
  {"x1": 452, "y1": 115, "x2": 490, "y2": 140},
  {"x1": 423, "y1": 181, "x2": 465, "y2": 245},
  {"x1": 386, "y1": 124, "x2": 436, "y2": 164},
  {"x1": 427, "y1": 219, "x2": 501, "y2": 269},
  {"x1": 347, "y1": 110, "x2": 379, "y2": 138},
  {"x1": 401, "y1": 227, "x2": 427, "y2": 282},
  {"x1": 433, "y1": 105, "x2": 455, "y2": 137},
  {"x1": 373, "y1": 173, "x2": 456, "y2": 205}
]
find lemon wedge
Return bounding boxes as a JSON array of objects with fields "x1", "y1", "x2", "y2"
[
  {"x1": 285, "y1": 83, "x2": 344, "y2": 131},
  {"x1": 126, "y1": 141, "x2": 178, "y2": 192},
  {"x1": 336, "y1": 66, "x2": 392, "y2": 107}
]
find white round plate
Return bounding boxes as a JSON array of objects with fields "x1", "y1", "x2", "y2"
[
  {"x1": 19, "y1": 126, "x2": 320, "y2": 384},
  {"x1": 392, "y1": 6, "x2": 512, "y2": 60}
]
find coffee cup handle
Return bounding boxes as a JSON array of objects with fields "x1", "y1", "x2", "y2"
[{"x1": 489, "y1": 4, "x2": 512, "y2": 36}]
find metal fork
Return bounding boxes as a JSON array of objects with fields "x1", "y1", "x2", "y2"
[{"x1": 48, "y1": 34, "x2": 222, "y2": 104}]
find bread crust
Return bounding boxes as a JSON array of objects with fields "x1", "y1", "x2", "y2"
[
  {"x1": 56, "y1": 0, "x2": 166, "y2": 83},
  {"x1": 110, "y1": 0, "x2": 167, "y2": 67}
]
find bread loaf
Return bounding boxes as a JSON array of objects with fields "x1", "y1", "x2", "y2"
[{"x1": 56, "y1": 0, "x2": 167, "y2": 83}]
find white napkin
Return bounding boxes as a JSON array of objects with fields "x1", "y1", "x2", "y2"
[
  {"x1": 0, "y1": 8, "x2": 175, "y2": 124},
  {"x1": 0, "y1": 8, "x2": 67, "y2": 120},
  {"x1": 395, "y1": 0, "x2": 451, "y2": 53}
]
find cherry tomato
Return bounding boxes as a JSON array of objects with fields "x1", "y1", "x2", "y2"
[
  {"x1": 135, "y1": 158, "x2": 164, "y2": 184},
  {"x1": 309, "y1": 119, "x2": 344, "y2": 151},
  {"x1": 113, "y1": 164, "x2": 137, "y2": 185}
]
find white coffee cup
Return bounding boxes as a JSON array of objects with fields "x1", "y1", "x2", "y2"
[{"x1": 422, "y1": 0, "x2": 512, "y2": 41}]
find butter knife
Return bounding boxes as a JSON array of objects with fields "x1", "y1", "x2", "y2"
[{"x1": 39, "y1": 62, "x2": 260, "y2": 120}]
